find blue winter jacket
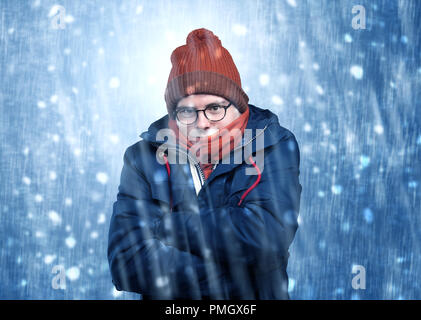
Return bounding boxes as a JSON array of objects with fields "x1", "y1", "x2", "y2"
[{"x1": 107, "y1": 104, "x2": 302, "y2": 299}]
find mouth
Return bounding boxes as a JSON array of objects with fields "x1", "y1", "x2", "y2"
[{"x1": 188, "y1": 127, "x2": 219, "y2": 138}]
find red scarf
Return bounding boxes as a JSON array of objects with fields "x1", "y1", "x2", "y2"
[{"x1": 168, "y1": 107, "x2": 249, "y2": 179}]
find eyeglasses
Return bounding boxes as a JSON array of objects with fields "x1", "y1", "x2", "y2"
[{"x1": 174, "y1": 102, "x2": 233, "y2": 125}]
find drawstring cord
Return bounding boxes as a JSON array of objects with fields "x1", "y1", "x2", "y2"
[
  {"x1": 162, "y1": 154, "x2": 261, "y2": 211},
  {"x1": 162, "y1": 154, "x2": 173, "y2": 212},
  {"x1": 237, "y1": 155, "x2": 262, "y2": 206}
]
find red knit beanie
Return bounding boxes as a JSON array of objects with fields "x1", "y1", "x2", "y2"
[{"x1": 164, "y1": 28, "x2": 249, "y2": 119}]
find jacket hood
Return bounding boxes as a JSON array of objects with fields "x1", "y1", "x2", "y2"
[{"x1": 139, "y1": 104, "x2": 289, "y2": 153}]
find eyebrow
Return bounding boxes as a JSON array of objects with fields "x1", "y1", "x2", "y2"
[{"x1": 176, "y1": 101, "x2": 227, "y2": 109}]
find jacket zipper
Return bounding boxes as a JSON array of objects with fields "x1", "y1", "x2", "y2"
[
  {"x1": 166, "y1": 147, "x2": 208, "y2": 183},
  {"x1": 150, "y1": 141, "x2": 207, "y2": 182}
]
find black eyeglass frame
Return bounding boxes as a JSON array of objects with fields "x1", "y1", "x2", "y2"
[{"x1": 173, "y1": 101, "x2": 233, "y2": 124}]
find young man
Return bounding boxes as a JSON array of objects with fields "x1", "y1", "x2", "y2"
[{"x1": 107, "y1": 28, "x2": 302, "y2": 299}]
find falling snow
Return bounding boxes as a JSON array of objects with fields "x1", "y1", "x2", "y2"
[
  {"x1": 48, "y1": 210, "x2": 62, "y2": 225},
  {"x1": 0, "y1": 0, "x2": 419, "y2": 300},
  {"x1": 65, "y1": 236, "x2": 76, "y2": 249},
  {"x1": 350, "y1": 65, "x2": 364, "y2": 80},
  {"x1": 108, "y1": 77, "x2": 120, "y2": 89},
  {"x1": 96, "y1": 172, "x2": 109, "y2": 185},
  {"x1": 66, "y1": 267, "x2": 80, "y2": 281}
]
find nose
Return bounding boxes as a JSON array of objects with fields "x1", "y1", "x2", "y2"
[{"x1": 195, "y1": 110, "x2": 211, "y2": 130}]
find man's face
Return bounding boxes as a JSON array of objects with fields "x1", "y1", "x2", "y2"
[{"x1": 175, "y1": 94, "x2": 241, "y2": 138}]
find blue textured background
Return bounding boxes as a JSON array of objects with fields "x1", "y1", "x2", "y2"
[{"x1": 0, "y1": 0, "x2": 420, "y2": 299}]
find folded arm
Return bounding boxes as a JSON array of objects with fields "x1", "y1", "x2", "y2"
[
  {"x1": 156, "y1": 134, "x2": 302, "y2": 272},
  {"x1": 107, "y1": 146, "x2": 231, "y2": 298}
]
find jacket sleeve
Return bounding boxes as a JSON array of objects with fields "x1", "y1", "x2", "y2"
[
  {"x1": 107, "y1": 146, "x2": 231, "y2": 297},
  {"x1": 155, "y1": 132, "x2": 302, "y2": 272}
]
